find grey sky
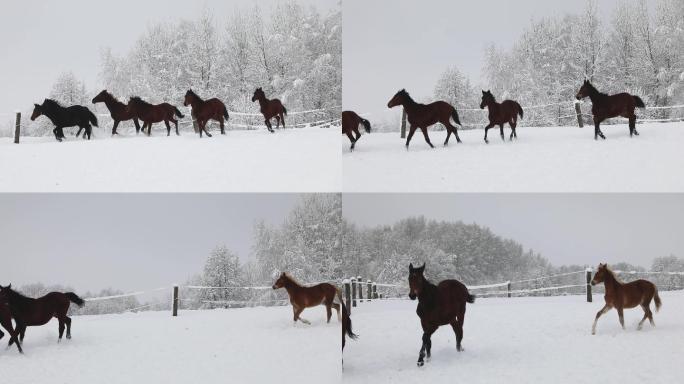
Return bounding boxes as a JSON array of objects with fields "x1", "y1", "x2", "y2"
[
  {"x1": 343, "y1": 0, "x2": 644, "y2": 114},
  {"x1": 0, "y1": 0, "x2": 338, "y2": 114},
  {"x1": 0, "y1": 194, "x2": 303, "y2": 292},
  {"x1": 343, "y1": 194, "x2": 684, "y2": 268}
]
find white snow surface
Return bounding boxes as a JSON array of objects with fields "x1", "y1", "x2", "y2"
[
  {"x1": 0, "y1": 306, "x2": 340, "y2": 384},
  {"x1": 343, "y1": 292, "x2": 684, "y2": 384},
  {"x1": 0, "y1": 127, "x2": 340, "y2": 192},
  {"x1": 343, "y1": 123, "x2": 684, "y2": 192}
]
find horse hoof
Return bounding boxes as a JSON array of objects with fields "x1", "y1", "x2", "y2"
[{"x1": 417, "y1": 361, "x2": 424, "y2": 367}]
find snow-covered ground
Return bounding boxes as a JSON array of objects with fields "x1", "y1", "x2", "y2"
[
  {"x1": 0, "y1": 306, "x2": 340, "y2": 384},
  {"x1": 343, "y1": 122, "x2": 684, "y2": 192},
  {"x1": 0, "y1": 127, "x2": 339, "y2": 192},
  {"x1": 343, "y1": 292, "x2": 684, "y2": 384}
]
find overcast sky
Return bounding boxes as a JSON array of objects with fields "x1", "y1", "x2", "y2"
[
  {"x1": 343, "y1": 194, "x2": 684, "y2": 268},
  {"x1": 343, "y1": 0, "x2": 648, "y2": 115},
  {"x1": 0, "y1": 194, "x2": 304, "y2": 292},
  {"x1": 0, "y1": 0, "x2": 338, "y2": 114}
]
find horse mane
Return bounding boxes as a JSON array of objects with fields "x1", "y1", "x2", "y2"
[
  {"x1": 187, "y1": 89, "x2": 203, "y2": 102},
  {"x1": 129, "y1": 96, "x2": 152, "y2": 108},
  {"x1": 42, "y1": 98, "x2": 63, "y2": 110},
  {"x1": 282, "y1": 272, "x2": 303, "y2": 287},
  {"x1": 603, "y1": 266, "x2": 623, "y2": 283},
  {"x1": 585, "y1": 81, "x2": 605, "y2": 97},
  {"x1": 102, "y1": 90, "x2": 123, "y2": 105},
  {"x1": 399, "y1": 89, "x2": 416, "y2": 104},
  {"x1": 4, "y1": 287, "x2": 34, "y2": 311}
]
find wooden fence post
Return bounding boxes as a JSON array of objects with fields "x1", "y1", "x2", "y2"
[
  {"x1": 575, "y1": 102, "x2": 584, "y2": 128},
  {"x1": 586, "y1": 268, "x2": 593, "y2": 303},
  {"x1": 14, "y1": 112, "x2": 21, "y2": 144},
  {"x1": 507, "y1": 281, "x2": 511, "y2": 298},
  {"x1": 172, "y1": 285, "x2": 179, "y2": 316},
  {"x1": 367, "y1": 280, "x2": 372, "y2": 302},
  {"x1": 372, "y1": 283, "x2": 378, "y2": 299},
  {"x1": 357, "y1": 276, "x2": 363, "y2": 302},
  {"x1": 400, "y1": 108, "x2": 407, "y2": 138},
  {"x1": 351, "y1": 277, "x2": 357, "y2": 307},
  {"x1": 344, "y1": 279, "x2": 351, "y2": 314}
]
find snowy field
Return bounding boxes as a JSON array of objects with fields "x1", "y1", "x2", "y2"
[
  {"x1": 343, "y1": 292, "x2": 684, "y2": 384},
  {"x1": 343, "y1": 122, "x2": 684, "y2": 192},
  {"x1": 0, "y1": 127, "x2": 340, "y2": 192},
  {"x1": 0, "y1": 305, "x2": 340, "y2": 384}
]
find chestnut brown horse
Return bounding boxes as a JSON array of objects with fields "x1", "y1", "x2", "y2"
[
  {"x1": 127, "y1": 97, "x2": 185, "y2": 136},
  {"x1": 0, "y1": 288, "x2": 22, "y2": 353},
  {"x1": 92, "y1": 90, "x2": 141, "y2": 135},
  {"x1": 576, "y1": 80, "x2": 646, "y2": 140},
  {"x1": 183, "y1": 90, "x2": 229, "y2": 138},
  {"x1": 342, "y1": 110, "x2": 371, "y2": 151},
  {"x1": 408, "y1": 263, "x2": 475, "y2": 367},
  {"x1": 480, "y1": 90, "x2": 524, "y2": 143},
  {"x1": 252, "y1": 88, "x2": 287, "y2": 133},
  {"x1": 272, "y1": 273, "x2": 341, "y2": 325},
  {"x1": 590, "y1": 263, "x2": 661, "y2": 335},
  {"x1": 31, "y1": 99, "x2": 98, "y2": 141},
  {"x1": 387, "y1": 89, "x2": 462, "y2": 149},
  {"x1": 0, "y1": 284, "x2": 85, "y2": 346}
]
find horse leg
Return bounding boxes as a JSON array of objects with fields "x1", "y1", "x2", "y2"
[
  {"x1": 405, "y1": 125, "x2": 417, "y2": 150},
  {"x1": 85, "y1": 125, "x2": 92, "y2": 140},
  {"x1": 346, "y1": 131, "x2": 356, "y2": 151},
  {"x1": 219, "y1": 117, "x2": 225, "y2": 135},
  {"x1": 420, "y1": 127, "x2": 434, "y2": 148},
  {"x1": 616, "y1": 306, "x2": 625, "y2": 330},
  {"x1": 133, "y1": 118, "x2": 141, "y2": 134},
  {"x1": 592, "y1": 304, "x2": 612, "y2": 334},
  {"x1": 112, "y1": 120, "x2": 120, "y2": 136},
  {"x1": 499, "y1": 124, "x2": 505, "y2": 141},
  {"x1": 417, "y1": 328, "x2": 435, "y2": 366},
  {"x1": 483, "y1": 123, "x2": 495, "y2": 144},
  {"x1": 58, "y1": 318, "x2": 65, "y2": 342},
  {"x1": 265, "y1": 119, "x2": 274, "y2": 133},
  {"x1": 202, "y1": 121, "x2": 212, "y2": 138},
  {"x1": 444, "y1": 125, "x2": 452, "y2": 146},
  {"x1": 325, "y1": 303, "x2": 333, "y2": 323},
  {"x1": 280, "y1": 113, "x2": 285, "y2": 128},
  {"x1": 294, "y1": 307, "x2": 311, "y2": 325},
  {"x1": 510, "y1": 120, "x2": 517, "y2": 141},
  {"x1": 165, "y1": 120, "x2": 171, "y2": 136},
  {"x1": 332, "y1": 302, "x2": 341, "y2": 322},
  {"x1": 75, "y1": 127, "x2": 83, "y2": 137},
  {"x1": 65, "y1": 316, "x2": 72, "y2": 339},
  {"x1": 629, "y1": 116, "x2": 639, "y2": 137},
  {"x1": 594, "y1": 121, "x2": 605, "y2": 140},
  {"x1": 174, "y1": 118, "x2": 180, "y2": 136},
  {"x1": 275, "y1": 115, "x2": 281, "y2": 129},
  {"x1": 638, "y1": 304, "x2": 650, "y2": 330}
]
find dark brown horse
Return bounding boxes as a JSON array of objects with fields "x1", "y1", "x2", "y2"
[
  {"x1": 272, "y1": 273, "x2": 341, "y2": 324},
  {"x1": 31, "y1": 99, "x2": 98, "y2": 141},
  {"x1": 252, "y1": 88, "x2": 287, "y2": 133},
  {"x1": 0, "y1": 284, "x2": 85, "y2": 346},
  {"x1": 342, "y1": 111, "x2": 371, "y2": 151},
  {"x1": 183, "y1": 90, "x2": 229, "y2": 138},
  {"x1": 0, "y1": 288, "x2": 22, "y2": 353},
  {"x1": 576, "y1": 80, "x2": 646, "y2": 140},
  {"x1": 127, "y1": 97, "x2": 185, "y2": 136},
  {"x1": 480, "y1": 90, "x2": 524, "y2": 143},
  {"x1": 92, "y1": 90, "x2": 141, "y2": 135},
  {"x1": 408, "y1": 263, "x2": 474, "y2": 367},
  {"x1": 387, "y1": 89, "x2": 462, "y2": 149},
  {"x1": 590, "y1": 263, "x2": 661, "y2": 335}
]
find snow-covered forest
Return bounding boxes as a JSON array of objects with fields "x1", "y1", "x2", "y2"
[
  {"x1": 6, "y1": 2, "x2": 341, "y2": 136},
  {"x1": 433, "y1": 0, "x2": 684, "y2": 129},
  {"x1": 340, "y1": 215, "x2": 684, "y2": 292}
]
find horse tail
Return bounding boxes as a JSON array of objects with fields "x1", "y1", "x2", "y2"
[
  {"x1": 174, "y1": 107, "x2": 185, "y2": 119},
  {"x1": 450, "y1": 108, "x2": 462, "y2": 127},
  {"x1": 337, "y1": 289, "x2": 357, "y2": 343},
  {"x1": 65, "y1": 292, "x2": 85, "y2": 308},
  {"x1": 516, "y1": 102, "x2": 524, "y2": 119},
  {"x1": 223, "y1": 105, "x2": 229, "y2": 120},
  {"x1": 282, "y1": 105, "x2": 288, "y2": 116},
  {"x1": 633, "y1": 96, "x2": 646, "y2": 108},
  {"x1": 654, "y1": 287, "x2": 662, "y2": 312},
  {"x1": 466, "y1": 292, "x2": 476, "y2": 304},
  {"x1": 87, "y1": 109, "x2": 98, "y2": 127},
  {"x1": 360, "y1": 118, "x2": 371, "y2": 133}
]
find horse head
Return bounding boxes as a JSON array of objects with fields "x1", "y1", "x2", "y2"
[
  {"x1": 388, "y1": 89, "x2": 408, "y2": 109},
  {"x1": 576, "y1": 80, "x2": 592, "y2": 100},
  {"x1": 480, "y1": 90, "x2": 494, "y2": 109},
  {"x1": 591, "y1": 263, "x2": 608, "y2": 285},
  {"x1": 184, "y1": 90, "x2": 196, "y2": 107},
  {"x1": 30, "y1": 104, "x2": 42, "y2": 121},
  {"x1": 272, "y1": 272, "x2": 288, "y2": 290},
  {"x1": 408, "y1": 263, "x2": 426, "y2": 300},
  {"x1": 92, "y1": 90, "x2": 108, "y2": 104},
  {"x1": 252, "y1": 88, "x2": 265, "y2": 102}
]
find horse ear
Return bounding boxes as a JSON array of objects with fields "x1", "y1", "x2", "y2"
[
  {"x1": 418, "y1": 263, "x2": 426, "y2": 272},
  {"x1": 34, "y1": 103, "x2": 39, "y2": 107},
  {"x1": 409, "y1": 263, "x2": 414, "y2": 271},
  {"x1": 482, "y1": 90, "x2": 486, "y2": 94},
  {"x1": 487, "y1": 90, "x2": 491, "y2": 94}
]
